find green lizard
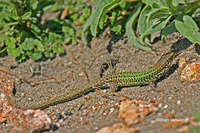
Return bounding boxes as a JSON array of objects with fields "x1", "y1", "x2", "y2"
[{"x1": 30, "y1": 51, "x2": 177, "y2": 109}]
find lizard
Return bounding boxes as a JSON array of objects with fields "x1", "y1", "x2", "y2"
[{"x1": 30, "y1": 51, "x2": 178, "y2": 110}]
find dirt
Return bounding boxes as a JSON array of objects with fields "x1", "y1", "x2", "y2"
[{"x1": 0, "y1": 30, "x2": 200, "y2": 133}]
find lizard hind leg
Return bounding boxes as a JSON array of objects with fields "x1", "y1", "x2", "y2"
[
  {"x1": 95, "y1": 82, "x2": 132, "y2": 100},
  {"x1": 149, "y1": 80, "x2": 164, "y2": 92}
]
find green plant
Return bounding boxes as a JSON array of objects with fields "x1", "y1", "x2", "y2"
[
  {"x1": 190, "y1": 111, "x2": 200, "y2": 133},
  {"x1": 82, "y1": 0, "x2": 200, "y2": 51},
  {"x1": 0, "y1": 0, "x2": 55, "y2": 61},
  {"x1": 0, "y1": 0, "x2": 91, "y2": 61}
]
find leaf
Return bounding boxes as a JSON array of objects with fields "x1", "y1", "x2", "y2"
[
  {"x1": 175, "y1": 11, "x2": 200, "y2": 43},
  {"x1": 70, "y1": 13, "x2": 79, "y2": 21},
  {"x1": 148, "y1": 8, "x2": 171, "y2": 20},
  {"x1": 192, "y1": 7, "x2": 200, "y2": 17},
  {"x1": 39, "y1": 1, "x2": 56, "y2": 11},
  {"x1": 7, "y1": 43, "x2": 15, "y2": 54},
  {"x1": 5, "y1": 37, "x2": 15, "y2": 46},
  {"x1": 142, "y1": 0, "x2": 167, "y2": 7},
  {"x1": 48, "y1": 18, "x2": 62, "y2": 29},
  {"x1": 44, "y1": 48, "x2": 54, "y2": 58},
  {"x1": 161, "y1": 20, "x2": 176, "y2": 42},
  {"x1": 31, "y1": 17, "x2": 37, "y2": 23},
  {"x1": 31, "y1": 1, "x2": 39, "y2": 10},
  {"x1": 68, "y1": 28, "x2": 75, "y2": 36},
  {"x1": 21, "y1": 12, "x2": 32, "y2": 20},
  {"x1": 140, "y1": 15, "x2": 172, "y2": 43},
  {"x1": 126, "y1": 2, "x2": 152, "y2": 51},
  {"x1": 16, "y1": 54, "x2": 26, "y2": 62},
  {"x1": 138, "y1": 0, "x2": 172, "y2": 39},
  {"x1": 71, "y1": 37, "x2": 77, "y2": 44},
  {"x1": 152, "y1": 0, "x2": 168, "y2": 8},
  {"x1": 49, "y1": 33, "x2": 63, "y2": 43},
  {"x1": 20, "y1": 38, "x2": 33, "y2": 50},
  {"x1": 27, "y1": 50, "x2": 42, "y2": 60},
  {"x1": 138, "y1": 5, "x2": 153, "y2": 35},
  {"x1": 6, "y1": 38, "x2": 21, "y2": 57},
  {"x1": 30, "y1": 24, "x2": 41, "y2": 35},
  {"x1": 9, "y1": 47, "x2": 21, "y2": 57},
  {"x1": 4, "y1": 22, "x2": 19, "y2": 27},
  {"x1": 62, "y1": 26, "x2": 75, "y2": 37},
  {"x1": 165, "y1": 0, "x2": 200, "y2": 14},
  {"x1": 53, "y1": 44, "x2": 64, "y2": 53},
  {"x1": 193, "y1": 111, "x2": 200, "y2": 122},
  {"x1": 119, "y1": 1, "x2": 131, "y2": 9},
  {"x1": 82, "y1": 13, "x2": 94, "y2": 44},
  {"x1": 1, "y1": 6, "x2": 18, "y2": 21},
  {"x1": 33, "y1": 39, "x2": 45, "y2": 52},
  {"x1": 0, "y1": 34, "x2": 8, "y2": 42},
  {"x1": 99, "y1": 22, "x2": 104, "y2": 29},
  {"x1": 112, "y1": 25, "x2": 122, "y2": 35},
  {"x1": 142, "y1": 0, "x2": 154, "y2": 6},
  {"x1": 138, "y1": 0, "x2": 171, "y2": 37},
  {"x1": 112, "y1": 11, "x2": 117, "y2": 17},
  {"x1": 90, "y1": 0, "x2": 121, "y2": 36},
  {"x1": 62, "y1": 26, "x2": 70, "y2": 33}
]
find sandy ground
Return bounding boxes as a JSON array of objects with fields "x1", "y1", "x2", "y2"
[{"x1": 0, "y1": 31, "x2": 200, "y2": 133}]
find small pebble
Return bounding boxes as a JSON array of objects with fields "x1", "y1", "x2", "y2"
[
  {"x1": 64, "y1": 110, "x2": 73, "y2": 116},
  {"x1": 158, "y1": 103, "x2": 162, "y2": 108},
  {"x1": 56, "y1": 122, "x2": 61, "y2": 127},
  {"x1": 28, "y1": 97, "x2": 32, "y2": 101},
  {"x1": 177, "y1": 100, "x2": 181, "y2": 105},
  {"x1": 93, "y1": 126, "x2": 99, "y2": 131},
  {"x1": 151, "y1": 120, "x2": 156, "y2": 124},
  {"x1": 109, "y1": 108, "x2": 114, "y2": 114},
  {"x1": 56, "y1": 113, "x2": 63, "y2": 119},
  {"x1": 162, "y1": 105, "x2": 168, "y2": 109}
]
